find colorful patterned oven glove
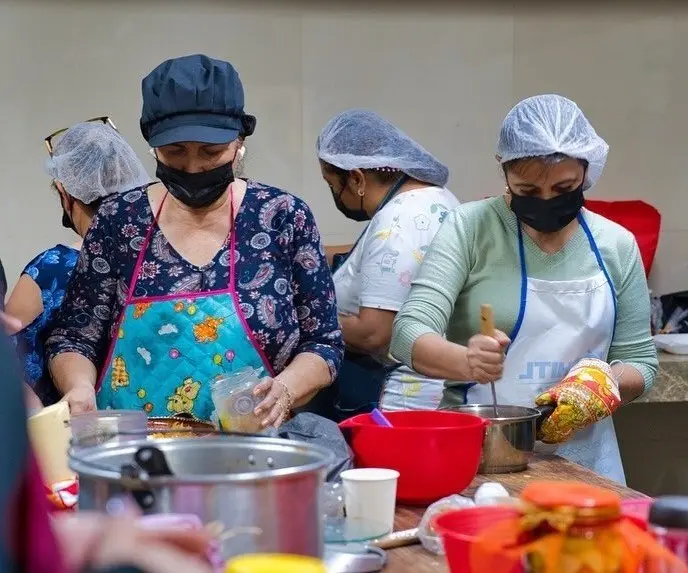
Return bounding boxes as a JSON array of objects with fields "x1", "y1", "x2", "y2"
[{"x1": 535, "y1": 358, "x2": 621, "y2": 444}]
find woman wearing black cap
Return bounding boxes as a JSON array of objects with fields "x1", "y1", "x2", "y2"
[{"x1": 46, "y1": 54, "x2": 343, "y2": 428}]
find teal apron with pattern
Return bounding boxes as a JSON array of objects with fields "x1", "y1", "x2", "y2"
[{"x1": 96, "y1": 188, "x2": 273, "y2": 421}]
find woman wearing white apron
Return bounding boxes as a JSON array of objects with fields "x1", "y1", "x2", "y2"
[{"x1": 390, "y1": 94, "x2": 657, "y2": 484}]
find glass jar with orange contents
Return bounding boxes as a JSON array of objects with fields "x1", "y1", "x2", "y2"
[
  {"x1": 521, "y1": 481, "x2": 625, "y2": 573},
  {"x1": 470, "y1": 481, "x2": 684, "y2": 573}
]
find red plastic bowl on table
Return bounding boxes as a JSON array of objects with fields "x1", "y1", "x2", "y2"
[
  {"x1": 434, "y1": 504, "x2": 652, "y2": 573},
  {"x1": 338, "y1": 410, "x2": 487, "y2": 505},
  {"x1": 434, "y1": 506, "x2": 522, "y2": 573}
]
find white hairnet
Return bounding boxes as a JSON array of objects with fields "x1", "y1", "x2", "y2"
[
  {"x1": 45, "y1": 122, "x2": 151, "y2": 204},
  {"x1": 497, "y1": 94, "x2": 609, "y2": 190},
  {"x1": 317, "y1": 109, "x2": 449, "y2": 188}
]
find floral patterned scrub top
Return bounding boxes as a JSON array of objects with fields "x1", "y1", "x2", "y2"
[
  {"x1": 333, "y1": 186, "x2": 460, "y2": 411},
  {"x1": 45, "y1": 182, "x2": 344, "y2": 388},
  {"x1": 15, "y1": 245, "x2": 79, "y2": 404}
]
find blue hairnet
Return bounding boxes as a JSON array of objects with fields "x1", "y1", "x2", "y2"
[
  {"x1": 45, "y1": 122, "x2": 151, "y2": 204},
  {"x1": 497, "y1": 94, "x2": 609, "y2": 190},
  {"x1": 317, "y1": 110, "x2": 449, "y2": 188}
]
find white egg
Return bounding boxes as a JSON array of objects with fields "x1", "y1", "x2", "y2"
[{"x1": 474, "y1": 482, "x2": 510, "y2": 506}]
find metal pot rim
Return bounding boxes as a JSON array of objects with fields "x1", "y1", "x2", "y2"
[
  {"x1": 448, "y1": 404, "x2": 541, "y2": 423},
  {"x1": 69, "y1": 435, "x2": 335, "y2": 485}
]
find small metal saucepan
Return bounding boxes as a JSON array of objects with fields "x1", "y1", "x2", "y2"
[{"x1": 443, "y1": 404, "x2": 555, "y2": 474}]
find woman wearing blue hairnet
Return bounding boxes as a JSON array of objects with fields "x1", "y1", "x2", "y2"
[
  {"x1": 391, "y1": 94, "x2": 657, "y2": 484},
  {"x1": 6, "y1": 121, "x2": 151, "y2": 405},
  {"x1": 310, "y1": 110, "x2": 459, "y2": 420}
]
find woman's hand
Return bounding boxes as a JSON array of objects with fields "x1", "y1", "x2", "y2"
[
  {"x1": 466, "y1": 330, "x2": 510, "y2": 383},
  {"x1": 535, "y1": 358, "x2": 621, "y2": 444},
  {"x1": 52, "y1": 513, "x2": 212, "y2": 573},
  {"x1": 253, "y1": 377, "x2": 293, "y2": 428},
  {"x1": 61, "y1": 381, "x2": 96, "y2": 414}
]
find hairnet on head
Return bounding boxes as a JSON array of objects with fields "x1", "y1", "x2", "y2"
[
  {"x1": 45, "y1": 122, "x2": 151, "y2": 204},
  {"x1": 497, "y1": 94, "x2": 609, "y2": 190},
  {"x1": 316, "y1": 109, "x2": 449, "y2": 188}
]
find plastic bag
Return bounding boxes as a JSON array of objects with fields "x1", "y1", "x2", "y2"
[{"x1": 418, "y1": 494, "x2": 475, "y2": 555}]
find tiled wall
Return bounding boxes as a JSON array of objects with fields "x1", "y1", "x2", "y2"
[{"x1": 0, "y1": 1, "x2": 686, "y2": 296}]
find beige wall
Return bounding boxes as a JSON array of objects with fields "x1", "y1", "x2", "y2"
[{"x1": 0, "y1": 1, "x2": 686, "y2": 295}]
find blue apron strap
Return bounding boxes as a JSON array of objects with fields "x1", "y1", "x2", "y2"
[{"x1": 578, "y1": 213, "x2": 618, "y2": 339}]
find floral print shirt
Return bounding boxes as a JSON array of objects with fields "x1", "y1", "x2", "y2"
[
  {"x1": 45, "y1": 182, "x2": 343, "y2": 382},
  {"x1": 15, "y1": 245, "x2": 79, "y2": 404}
]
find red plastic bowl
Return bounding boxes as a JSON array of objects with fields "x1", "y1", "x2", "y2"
[
  {"x1": 434, "y1": 506, "x2": 521, "y2": 573},
  {"x1": 338, "y1": 410, "x2": 487, "y2": 505},
  {"x1": 621, "y1": 497, "x2": 653, "y2": 524},
  {"x1": 434, "y1": 505, "x2": 651, "y2": 573}
]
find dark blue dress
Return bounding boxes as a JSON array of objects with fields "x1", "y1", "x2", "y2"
[{"x1": 14, "y1": 244, "x2": 79, "y2": 404}]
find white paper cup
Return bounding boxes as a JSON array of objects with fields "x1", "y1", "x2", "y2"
[{"x1": 341, "y1": 468, "x2": 400, "y2": 533}]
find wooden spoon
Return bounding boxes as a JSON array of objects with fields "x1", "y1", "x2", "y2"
[{"x1": 480, "y1": 304, "x2": 499, "y2": 417}]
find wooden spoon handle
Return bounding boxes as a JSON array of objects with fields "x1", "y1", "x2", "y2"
[{"x1": 480, "y1": 304, "x2": 496, "y2": 337}]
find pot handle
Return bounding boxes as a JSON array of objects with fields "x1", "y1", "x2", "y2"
[{"x1": 535, "y1": 404, "x2": 556, "y2": 434}]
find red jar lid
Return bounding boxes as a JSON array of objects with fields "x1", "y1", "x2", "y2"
[{"x1": 521, "y1": 481, "x2": 621, "y2": 511}]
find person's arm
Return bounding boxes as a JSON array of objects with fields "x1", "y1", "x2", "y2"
[
  {"x1": 340, "y1": 310, "x2": 395, "y2": 355},
  {"x1": 254, "y1": 201, "x2": 345, "y2": 428},
  {"x1": 45, "y1": 212, "x2": 118, "y2": 403},
  {"x1": 325, "y1": 244, "x2": 353, "y2": 267},
  {"x1": 390, "y1": 209, "x2": 475, "y2": 380},
  {"x1": 281, "y1": 200, "x2": 344, "y2": 401},
  {"x1": 607, "y1": 238, "x2": 658, "y2": 404},
  {"x1": 6, "y1": 273, "x2": 44, "y2": 334},
  {"x1": 24, "y1": 383, "x2": 42, "y2": 411}
]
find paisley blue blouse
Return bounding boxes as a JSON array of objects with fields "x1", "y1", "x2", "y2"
[{"x1": 45, "y1": 182, "x2": 343, "y2": 383}]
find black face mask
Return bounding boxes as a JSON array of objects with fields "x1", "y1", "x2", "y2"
[
  {"x1": 509, "y1": 185, "x2": 585, "y2": 233},
  {"x1": 331, "y1": 174, "x2": 409, "y2": 223},
  {"x1": 61, "y1": 208, "x2": 76, "y2": 232},
  {"x1": 333, "y1": 187, "x2": 368, "y2": 222},
  {"x1": 156, "y1": 160, "x2": 234, "y2": 209}
]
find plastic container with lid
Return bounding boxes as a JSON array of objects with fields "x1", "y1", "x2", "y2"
[
  {"x1": 649, "y1": 496, "x2": 688, "y2": 565},
  {"x1": 469, "y1": 481, "x2": 679, "y2": 573},
  {"x1": 70, "y1": 409, "x2": 147, "y2": 447},
  {"x1": 520, "y1": 481, "x2": 626, "y2": 573},
  {"x1": 225, "y1": 554, "x2": 326, "y2": 573},
  {"x1": 211, "y1": 367, "x2": 264, "y2": 434}
]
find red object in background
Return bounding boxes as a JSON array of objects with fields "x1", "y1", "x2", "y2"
[
  {"x1": 435, "y1": 506, "x2": 522, "y2": 573},
  {"x1": 585, "y1": 199, "x2": 661, "y2": 277},
  {"x1": 339, "y1": 410, "x2": 487, "y2": 505}
]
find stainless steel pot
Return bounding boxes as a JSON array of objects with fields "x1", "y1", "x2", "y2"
[
  {"x1": 446, "y1": 404, "x2": 554, "y2": 474},
  {"x1": 69, "y1": 435, "x2": 334, "y2": 561}
]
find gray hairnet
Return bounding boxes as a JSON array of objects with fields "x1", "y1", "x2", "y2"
[
  {"x1": 497, "y1": 94, "x2": 609, "y2": 190},
  {"x1": 317, "y1": 109, "x2": 449, "y2": 188},
  {"x1": 45, "y1": 122, "x2": 151, "y2": 204}
]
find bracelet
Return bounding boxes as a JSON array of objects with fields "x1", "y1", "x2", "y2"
[{"x1": 275, "y1": 380, "x2": 294, "y2": 413}]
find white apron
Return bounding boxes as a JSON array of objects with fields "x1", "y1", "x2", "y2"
[{"x1": 467, "y1": 215, "x2": 626, "y2": 484}]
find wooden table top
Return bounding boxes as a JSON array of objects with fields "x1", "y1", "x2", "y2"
[{"x1": 385, "y1": 454, "x2": 648, "y2": 572}]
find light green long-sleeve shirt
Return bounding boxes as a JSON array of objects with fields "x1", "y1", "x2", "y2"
[{"x1": 390, "y1": 196, "x2": 658, "y2": 392}]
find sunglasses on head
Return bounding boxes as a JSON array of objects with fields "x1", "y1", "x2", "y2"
[{"x1": 44, "y1": 116, "x2": 118, "y2": 156}]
